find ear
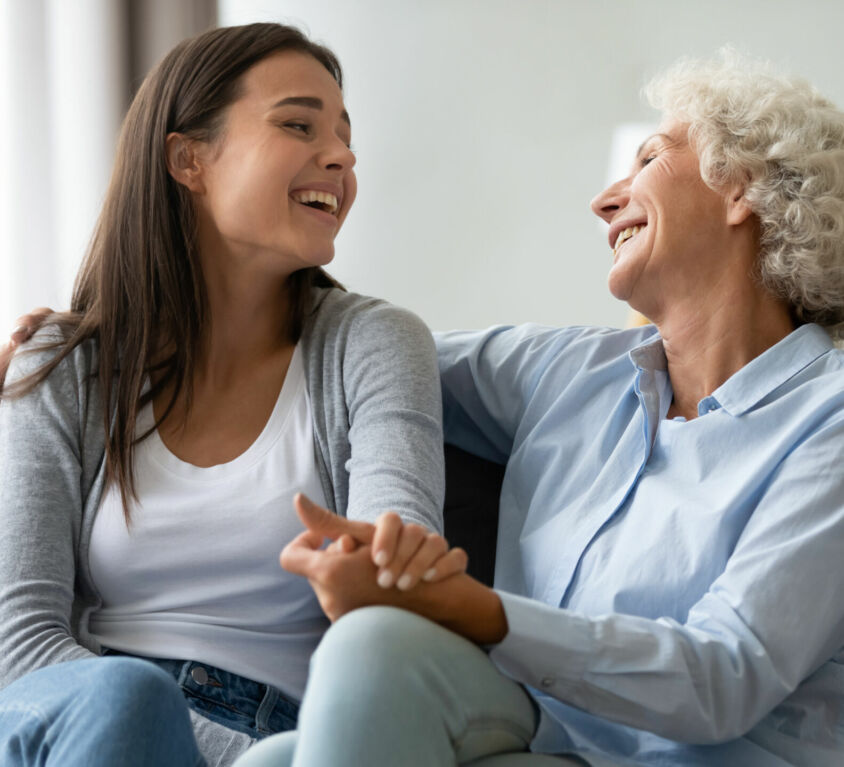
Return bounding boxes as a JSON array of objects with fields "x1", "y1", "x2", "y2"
[
  {"x1": 725, "y1": 184, "x2": 753, "y2": 226},
  {"x1": 165, "y1": 133, "x2": 206, "y2": 194}
]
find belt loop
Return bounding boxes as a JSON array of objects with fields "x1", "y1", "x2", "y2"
[
  {"x1": 254, "y1": 684, "x2": 280, "y2": 733},
  {"x1": 175, "y1": 660, "x2": 196, "y2": 687}
]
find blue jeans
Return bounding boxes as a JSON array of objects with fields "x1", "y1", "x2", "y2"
[
  {"x1": 0, "y1": 657, "x2": 204, "y2": 767},
  {"x1": 0, "y1": 655, "x2": 301, "y2": 767},
  {"x1": 232, "y1": 607, "x2": 588, "y2": 767},
  {"x1": 116, "y1": 654, "x2": 299, "y2": 739}
]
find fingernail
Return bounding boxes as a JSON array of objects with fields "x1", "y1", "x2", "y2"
[
  {"x1": 422, "y1": 568, "x2": 437, "y2": 582},
  {"x1": 377, "y1": 570, "x2": 394, "y2": 589},
  {"x1": 373, "y1": 550, "x2": 388, "y2": 567},
  {"x1": 397, "y1": 574, "x2": 412, "y2": 591}
]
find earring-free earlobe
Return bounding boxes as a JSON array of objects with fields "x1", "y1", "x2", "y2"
[
  {"x1": 165, "y1": 133, "x2": 205, "y2": 193},
  {"x1": 725, "y1": 185, "x2": 753, "y2": 226}
]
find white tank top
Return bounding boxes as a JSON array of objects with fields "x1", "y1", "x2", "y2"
[{"x1": 88, "y1": 345, "x2": 329, "y2": 700}]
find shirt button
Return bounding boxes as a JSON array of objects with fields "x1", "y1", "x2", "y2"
[
  {"x1": 540, "y1": 676, "x2": 555, "y2": 688},
  {"x1": 191, "y1": 666, "x2": 209, "y2": 685}
]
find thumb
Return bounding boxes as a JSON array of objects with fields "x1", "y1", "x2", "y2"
[
  {"x1": 280, "y1": 528, "x2": 324, "y2": 575},
  {"x1": 294, "y1": 493, "x2": 375, "y2": 544}
]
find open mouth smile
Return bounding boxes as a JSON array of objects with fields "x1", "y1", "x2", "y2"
[
  {"x1": 291, "y1": 189, "x2": 339, "y2": 216},
  {"x1": 613, "y1": 224, "x2": 645, "y2": 256}
]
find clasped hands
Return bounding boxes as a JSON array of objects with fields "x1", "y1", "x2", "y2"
[{"x1": 281, "y1": 493, "x2": 468, "y2": 623}]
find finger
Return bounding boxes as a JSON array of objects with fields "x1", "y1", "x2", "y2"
[
  {"x1": 10, "y1": 308, "x2": 53, "y2": 343},
  {"x1": 376, "y1": 524, "x2": 427, "y2": 589},
  {"x1": 279, "y1": 529, "x2": 325, "y2": 575},
  {"x1": 326, "y1": 533, "x2": 358, "y2": 554},
  {"x1": 294, "y1": 493, "x2": 374, "y2": 544},
  {"x1": 421, "y1": 547, "x2": 469, "y2": 584},
  {"x1": 394, "y1": 533, "x2": 449, "y2": 591},
  {"x1": 371, "y1": 511, "x2": 402, "y2": 568}
]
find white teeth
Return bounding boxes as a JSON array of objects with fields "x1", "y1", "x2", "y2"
[
  {"x1": 613, "y1": 224, "x2": 643, "y2": 253},
  {"x1": 292, "y1": 190, "x2": 339, "y2": 215}
]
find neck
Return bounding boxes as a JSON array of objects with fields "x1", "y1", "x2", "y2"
[
  {"x1": 655, "y1": 283, "x2": 794, "y2": 420},
  {"x1": 195, "y1": 235, "x2": 296, "y2": 386}
]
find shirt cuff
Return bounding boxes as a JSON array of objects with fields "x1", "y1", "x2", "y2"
[{"x1": 488, "y1": 590, "x2": 592, "y2": 698}]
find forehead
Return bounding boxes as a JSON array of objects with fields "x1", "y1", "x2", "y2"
[
  {"x1": 656, "y1": 116, "x2": 689, "y2": 141},
  {"x1": 238, "y1": 50, "x2": 344, "y2": 108}
]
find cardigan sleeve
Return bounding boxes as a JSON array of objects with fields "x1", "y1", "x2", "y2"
[
  {"x1": 339, "y1": 300, "x2": 444, "y2": 533},
  {"x1": 0, "y1": 336, "x2": 99, "y2": 689}
]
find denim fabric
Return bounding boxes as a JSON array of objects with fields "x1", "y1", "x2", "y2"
[
  {"x1": 0, "y1": 657, "x2": 205, "y2": 767},
  {"x1": 106, "y1": 652, "x2": 299, "y2": 739}
]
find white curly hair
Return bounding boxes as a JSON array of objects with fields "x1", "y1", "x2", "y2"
[{"x1": 645, "y1": 49, "x2": 844, "y2": 338}]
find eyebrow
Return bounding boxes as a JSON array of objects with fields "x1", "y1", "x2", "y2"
[
  {"x1": 271, "y1": 96, "x2": 351, "y2": 126},
  {"x1": 636, "y1": 132, "x2": 672, "y2": 157}
]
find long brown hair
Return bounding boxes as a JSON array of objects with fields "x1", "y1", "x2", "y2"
[{"x1": 3, "y1": 23, "x2": 345, "y2": 519}]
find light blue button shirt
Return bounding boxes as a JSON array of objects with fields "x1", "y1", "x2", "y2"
[{"x1": 436, "y1": 323, "x2": 844, "y2": 766}]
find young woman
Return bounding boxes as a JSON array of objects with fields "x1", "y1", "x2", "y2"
[{"x1": 0, "y1": 23, "x2": 462, "y2": 767}]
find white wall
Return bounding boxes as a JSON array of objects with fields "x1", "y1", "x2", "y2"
[
  {"x1": 0, "y1": 0, "x2": 127, "y2": 332},
  {"x1": 220, "y1": 0, "x2": 844, "y2": 331}
]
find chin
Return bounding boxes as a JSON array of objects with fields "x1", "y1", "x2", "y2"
[
  {"x1": 607, "y1": 274, "x2": 632, "y2": 303},
  {"x1": 298, "y1": 245, "x2": 336, "y2": 270}
]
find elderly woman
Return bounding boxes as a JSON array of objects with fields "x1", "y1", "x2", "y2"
[{"x1": 239, "y1": 50, "x2": 844, "y2": 767}]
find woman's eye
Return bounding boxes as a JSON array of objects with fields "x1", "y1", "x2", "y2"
[
  {"x1": 640, "y1": 154, "x2": 656, "y2": 167},
  {"x1": 285, "y1": 122, "x2": 310, "y2": 134}
]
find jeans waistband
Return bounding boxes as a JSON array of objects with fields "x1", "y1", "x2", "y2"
[{"x1": 104, "y1": 650, "x2": 299, "y2": 738}]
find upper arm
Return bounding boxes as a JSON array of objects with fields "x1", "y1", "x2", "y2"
[
  {"x1": 341, "y1": 303, "x2": 444, "y2": 532},
  {"x1": 435, "y1": 324, "x2": 591, "y2": 463}
]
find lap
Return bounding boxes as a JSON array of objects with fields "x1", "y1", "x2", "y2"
[{"x1": 291, "y1": 607, "x2": 540, "y2": 765}]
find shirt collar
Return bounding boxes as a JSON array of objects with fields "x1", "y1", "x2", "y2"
[
  {"x1": 627, "y1": 323, "x2": 834, "y2": 417},
  {"x1": 628, "y1": 329, "x2": 667, "y2": 373},
  {"x1": 713, "y1": 323, "x2": 834, "y2": 416}
]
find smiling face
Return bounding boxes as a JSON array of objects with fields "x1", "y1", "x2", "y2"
[
  {"x1": 187, "y1": 50, "x2": 357, "y2": 278},
  {"x1": 590, "y1": 119, "x2": 744, "y2": 318}
]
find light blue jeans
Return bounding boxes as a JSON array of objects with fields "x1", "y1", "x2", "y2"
[
  {"x1": 0, "y1": 657, "x2": 205, "y2": 766},
  {"x1": 233, "y1": 606, "x2": 586, "y2": 767}
]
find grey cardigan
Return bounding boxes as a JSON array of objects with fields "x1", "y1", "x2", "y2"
[{"x1": 0, "y1": 287, "x2": 444, "y2": 691}]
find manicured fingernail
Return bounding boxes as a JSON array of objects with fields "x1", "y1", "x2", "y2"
[
  {"x1": 377, "y1": 570, "x2": 394, "y2": 589},
  {"x1": 422, "y1": 568, "x2": 437, "y2": 582},
  {"x1": 397, "y1": 574, "x2": 412, "y2": 591},
  {"x1": 374, "y1": 550, "x2": 388, "y2": 567}
]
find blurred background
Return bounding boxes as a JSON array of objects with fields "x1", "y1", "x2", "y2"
[{"x1": 3, "y1": 0, "x2": 844, "y2": 334}]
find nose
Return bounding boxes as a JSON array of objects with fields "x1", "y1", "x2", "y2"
[
  {"x1": 319, "y1": 133, "x2": 356, "y2": 173},
  {"x1": 590, "y1": 176, "x2": 629, "y2": 224}
]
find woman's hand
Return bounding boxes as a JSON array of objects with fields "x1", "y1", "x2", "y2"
[
  {"x1": 0, "y1": 308, "x2": 52, "y2": 393},
  {"x1": 287, "y1": 494, "x2": 467, "y2": 592},
  {"x1": 370, "y1": 511, "x2": 467, "y2": 591},
  {"x1": 281, "y1": 494, "x2": 506, "y2": 643}
]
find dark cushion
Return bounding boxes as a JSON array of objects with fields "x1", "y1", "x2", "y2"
[{"x1": 442, "y1": 443, "x2": 505, "y2": 587}]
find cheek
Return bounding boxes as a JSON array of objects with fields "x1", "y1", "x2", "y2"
[{"x1": 339, "y1": 172, "x2": 358, "y2": 223}]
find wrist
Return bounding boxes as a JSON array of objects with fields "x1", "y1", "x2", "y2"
[{"x1": 416, "y1": 574, "x2": 509, "y2": 645}]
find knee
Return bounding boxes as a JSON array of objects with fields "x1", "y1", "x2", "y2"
[
  {"x1": 94, "y1": 657, "x2": 184, "y2": 712},
  {"x1": 0, "y1": 658, "x2": 194, "y2": 766},
  {"x1": 69, "y1": 657, "x2": 187, "y2": 727},
  {"x1": 315, "y1": 607, "x2": 424, "y2": 660},
  {"x1": 310, "y1": 607, "x2": 450, "y2": 688}
]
